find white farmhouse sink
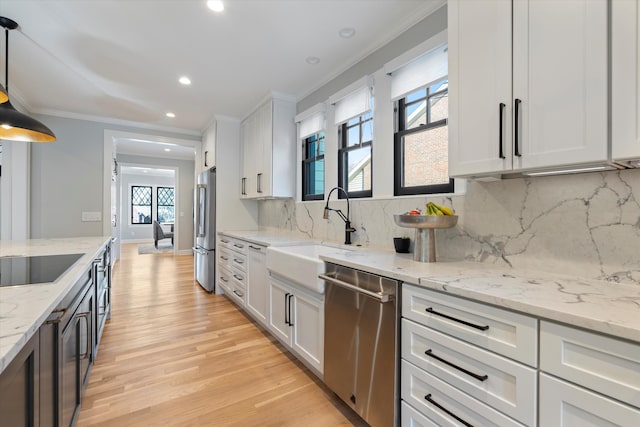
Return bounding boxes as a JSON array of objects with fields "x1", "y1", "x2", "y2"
[{"x1": 266, "y1": 244, "x2": 352, "y2": 293}]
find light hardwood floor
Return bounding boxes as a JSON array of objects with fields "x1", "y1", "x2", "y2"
[{"x1": 77, "y1": 243, "x2": 367, "y2": 427}]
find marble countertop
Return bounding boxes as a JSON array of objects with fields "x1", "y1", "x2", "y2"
[
  {"x1": 0, "y1": 236, "x2": 112, "y2": 374},
  {"x1": 319, "y1": 250, "x2": 640, "y2": 343},
  {"x1": 218, "y1": 230, "x2": 316, "y2": 247}
]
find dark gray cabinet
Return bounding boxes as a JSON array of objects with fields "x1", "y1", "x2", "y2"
[{"x1": 0, "y1": 330, "x2": 40, "y2": 427}]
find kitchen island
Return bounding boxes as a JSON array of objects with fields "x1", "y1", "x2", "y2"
[{"x1": 0, "y1": 236, "x2": 112, "y2": 373}]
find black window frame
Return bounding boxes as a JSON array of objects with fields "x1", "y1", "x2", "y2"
[
  {"x1": 156, "y1": 186, "x2": 175, "y2": 223},
  {"x1": 131, "y1": 185, "x2": 152, "y2": 225},
  {"x1": 338, "y1": 112, "x2": 373, "y2": 199},
  {"x1": 301, "y1": 132, "x2": 325, "y2": 201},
  {"x1": 394, "y1": 81, "x2": 454, "y2": 196}
]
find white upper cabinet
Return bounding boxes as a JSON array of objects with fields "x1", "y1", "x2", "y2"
[
  {"x1": 240, "y1": 95, "x2": 296, "y2": 199},
  {"x1": 612, "y1": 0, "x2": 640, "y2": 165},
  {"x1": 201, "y1": 121, "x2": 216, "y2": 171},
  {"x1": 449, "y1": 0, "x2": 608, "y2": 178}
]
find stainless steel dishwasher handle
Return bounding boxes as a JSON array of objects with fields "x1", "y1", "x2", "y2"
[{"x1": 319, "y1": 274, "x2": 393, "y2": 303}]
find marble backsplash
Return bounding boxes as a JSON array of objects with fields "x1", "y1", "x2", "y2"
[{"x1": 258, "y1": 169, "x2": 640, "y2": 285}]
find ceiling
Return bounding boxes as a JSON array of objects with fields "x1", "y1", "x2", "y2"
[{"x1": 0, "y1": 0, "x2": 443, "y2": 136}]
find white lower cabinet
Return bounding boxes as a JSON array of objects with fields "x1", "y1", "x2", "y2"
[
  {"x1": 402, "y1": 319, "x2": 536, "y2": 425},
  {"x1": 539, "y1": 373, "x2": 640, "y2": 427},
  {"x1": 246, "y1": 244, "x2": 268, "y2": 326},
  {"x1": 268, "y1": 273, "x2": 324, "y2": 375},
  {"x1": 401, "y1": 284, "x2": 536, "y2": 426},
  {"x1": 401, "y1": 360, "x2": 526, "y2": 427}
]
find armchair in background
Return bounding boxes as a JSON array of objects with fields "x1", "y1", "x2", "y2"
[{"x1": 153, "y1": 220, "x2": 174, "y2": 248}]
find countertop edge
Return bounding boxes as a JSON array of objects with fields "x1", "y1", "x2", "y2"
[{"x1": 0, "y1": 237, "x2": 111, "y2": 374}]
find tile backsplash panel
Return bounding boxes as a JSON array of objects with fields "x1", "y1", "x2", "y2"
[{"x1": 258, "y1": 169, "x2": 640, "y2": 284}]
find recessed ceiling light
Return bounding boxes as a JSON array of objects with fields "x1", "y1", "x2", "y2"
[
  {"x1": 164, "y1": 148, "x2": 171, "y2": 152},
  {"x1": 339, "y1": 27, "x2": 356, "y2": 39},
  {"x1": 166, "y1": 112, "x2": 176, "y2": 118},
  {"x1": 179, "y1": 76, "x2": 191, "y2": 85},
  {"x1": 207, "y1": 1, "x2": 224, "y2": 12},
  {"x1": 305, "y1": 56, "x2": 320, "y2": 65}
]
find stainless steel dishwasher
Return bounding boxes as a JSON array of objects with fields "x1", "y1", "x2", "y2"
[{"x1": 319, "y1": 263, "x2": 400, "y2": 427}]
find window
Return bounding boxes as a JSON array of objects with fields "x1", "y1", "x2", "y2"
[
  {"x1": 131, "y1": 186, "x2": 152, "y2": 224},
  {"x1": 157, "y1": 187, "x2": 175, "y2": 223},
  {"x1": 394, "y1": 80, "x2": 453, "y2": 195},
  {"x1": 302, "y1": 132, "x2": 325, "y2": 201},
  {"x1": 338, "y1": 111, "x2": 373, "y2": 198}
]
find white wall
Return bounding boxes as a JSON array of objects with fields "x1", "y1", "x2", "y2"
[
  {"x1": 29, "y1": 113, "x2": 199, "y2": 239},
  {"x1": 119, "y1": 172, "x2": 175, "y2": 241}
]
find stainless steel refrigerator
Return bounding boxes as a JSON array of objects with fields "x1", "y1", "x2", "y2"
[{"x1": 194, "y1": 167, "x2": 216, "y2": 292}]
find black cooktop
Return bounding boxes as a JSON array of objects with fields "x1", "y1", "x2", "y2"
[{"x1": 0, "y1": 253, "x2": 84, "y2": 287}]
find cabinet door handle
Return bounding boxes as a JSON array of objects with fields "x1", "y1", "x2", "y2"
[
  {"x1": 424, "y1": 394, "x2": 474, "y2": 427},
  {"x1": 257, "y1": 173, "x2": 263, "y2": 193},
  {"x1": 204, "y1": 150, "x2": 209, "y2": 167},
  {"x1": 514, "y1": 98, "x2": 522, "y2": 157},
  {"x1": 425, "y1": 307, "x2": 490, "y2": 331},
  {"x1": 284, "y1": 293, "x2": 290, "y2": 325},
  {"x1": 77, "y1": 311, "x2": 91, "y2": 360},
  {"x1": 249, "y1": 245, "x2": 262, "y2": 251},
  {"x1": 424, "y1": 349, "x2": 488, "y2": 382},
  {"x1": 241, "y1": 177, "x2": 246, "y2": 195},
  {"x1": 46, "y1": 308, "x2": 68, "y2": 324},
  {"x1": 498, "y1": 103, "x2": 506, "y2": 159},
  {"x1": 287, "y1": 294, "x2": 294, "y2": 327}
]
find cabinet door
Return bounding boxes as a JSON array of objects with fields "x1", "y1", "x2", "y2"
[
  {"x1": 60, "y1": 316, "x2": 80, "y2": 427},
  {"x1": 77, "y1": 289, "x2": 94, "y2": 390},
  {"x1": 246, "y1": 244, "x2": 268, "y2": 325},
  {"x1": 612, "y1": 0, "x2": 640, "y2": 162},
  {"x1": 448, "y1": 0, "x2": 513, "y2": 177},
  {"x1": 268, "y1": 278, "x2": 291, "y2": 344},
  {"x1": 0, "y1": 331, "x2": 40, "y2": 427},
  {"x1": 291, "y1": 290, "x2": 324, "y2": 374},
  {"x1": 513, "y1": 0, "x2": 607, "y2": 170},
  {"x1": 241, "y1": 116, "x2": 257, "y2": 198},
  {"x1": 256, "y1": 101, "x2": 272, "y2": 197},
  {"x1": 539, "y1": 373, "x2": 640, "y2": 426}
]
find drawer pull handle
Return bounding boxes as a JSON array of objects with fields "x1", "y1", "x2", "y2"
[
  {"x1": 425, "y1": 307, "x2": 490, "y2": 331},
  {"x1": 220, "y1": 256, "x2": 228, "y2": 261},
  {"x1": 233, "y1": 274, "x2": 243, "y2": 281},
  {"x1": 249, "y1": 245, "x2": 262, "y2": 250},
  {"x1": 233, "y1": 290, "x2": 244, "y2": 298},
  {"x1": 425, "y1": 394, "x2": 474, "y2": 427},
  {"x1": 233, "y1": 243, "x2": 244, "y2": 249},
  {"x1": 221, "y1": 239, "x2": 230, "y2": 244},
  {"x1": 425, "y1": 349, "x2": 488, "y2": 382},
  {"x1": 234, "y1": 258, "x2": 244, "y2": 264},
  {"x1": 45, "y1": 308, "x2": 68, "y2": 324},
  {"x1": 220, "y1": 277, "x2": 229, "y2": 283}
]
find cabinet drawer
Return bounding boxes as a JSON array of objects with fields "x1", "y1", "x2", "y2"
[
  {"x1": 230, "y1": 268, "x2": 246, "y2": 290},
  {"x1": 540, "y1": 373, "x2": 640, "y2": 426},
  {"x1": 218, "y1": 265, "x2": 234, "y2": 290},
  {"x1": 402, "y1": 319, "x2": 536, "y2": 425},
  {"x1": 219, "y1": 236, "x2": 248, "y2": 254},
  {"x1": 540, "y1": 321, "x2": 640, "y2": 408},
  {"x1": 401, "y1": 360, "x2": 526, "y2": 427},
  {"x1": 401, "y1": 401, "x2": 439, "y2": 427},
  {"x1": 218, "y1": 248, "x2": 233, "y2": 266},
  {"x1": 403, "y1": 284, "x2": 538, "y2": 366}
]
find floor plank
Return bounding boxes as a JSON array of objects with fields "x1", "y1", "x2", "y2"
[{"x1": 77, "y1": 243, "x2": 367, "y2": 427}]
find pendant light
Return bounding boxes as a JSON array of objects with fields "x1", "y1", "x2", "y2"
[{"x1": 0, "y1": 16, "x2": 55, "y2": 142}]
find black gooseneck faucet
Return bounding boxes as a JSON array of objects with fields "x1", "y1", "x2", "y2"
[{"x1": 323, "y1": 186, "x2": 356, "y2": 245}]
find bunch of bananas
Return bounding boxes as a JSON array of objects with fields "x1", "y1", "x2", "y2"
[{"x1": 426, "y1": 202, "x2": 454, "y2": 216}]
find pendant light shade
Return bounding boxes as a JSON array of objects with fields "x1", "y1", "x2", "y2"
[
  {"x1": 0, "y1": 84, "x2": 7, "y2": 103},
  {"x1": 0, "y1": 16, "x2": 56, "y2": 142},
  {"x1": 0, "y1": 100, "x2": 56, "y2": 142}
]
